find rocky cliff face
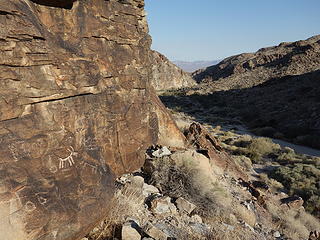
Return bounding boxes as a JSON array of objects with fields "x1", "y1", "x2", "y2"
[
  {"x1": 193, "y1": 35, "x2": 320, "y2": 90},
  {"x1": 0, "y1": 1, "x2": 184, "y2": 240},
  {"x1": 150, "y1": 51, "x2": 196, "y2": 91}
]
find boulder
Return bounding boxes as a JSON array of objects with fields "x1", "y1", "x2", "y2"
[
  {"x1": 0, "y1": 0, "x2": 185, "y2": 239},
  {"x1": 273, "y1": 231, "x2": 281, "y2": 238},
  {"x1": 151, "y1": 146, "x2": 172, "y2": 158},
  {"x1": 143, "y1": 183, "x2": 160, "y2": 197},
  {"x1": 144, "y1": 223, "x2": 169, "y2": 240},
  {"x1": 281, "y1": 196, "x2": 304, "y2": 209},
  {"x1": 186, "y1": 123, "x2": 248, "y2": 180},
  {"x1": 309, "y1": 231, "x2": 320, "y2": 240},
  {"x1": 175, "y1": 197, "x2": 196, "y2": 215},
  {"x1": 150, "y1": 196, "x2": 177, "y2": 215},
  {"x1": 131, "y1": 176, "x2": 145, "y2": 189},
  {"x1": 190, "y1": 214, "x2": 203, "y2": 224},
  {"x1": 122, "y1": 221, "x2": 141, "y2": 240},
  {"x1": 189, "y1": 222, "x2": 211, "y2": 236}
]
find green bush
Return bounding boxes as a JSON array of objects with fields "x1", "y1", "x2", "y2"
[
  {"x1": 269, "y1": 161, "x2": 320, "y2": 217},
  {"x1": 246, "y1": 138, "x2": 280, "y2": 163}
]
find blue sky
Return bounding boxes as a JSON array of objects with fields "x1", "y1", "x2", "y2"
[{"x1": 145, "y1": 0, "x2": 320, "y2": 61}]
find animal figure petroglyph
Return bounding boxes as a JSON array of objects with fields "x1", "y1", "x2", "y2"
[
  {"x1": 58, "y1": 146, "x2": 76, "y2": 169},
  {"x1": 83, "y1": 162, "x2": 98, "y2": 174}
]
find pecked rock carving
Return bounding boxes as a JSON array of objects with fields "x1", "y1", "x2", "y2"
[{"x1": 0, "y1": 0, "x2": 185, "y2": 240}]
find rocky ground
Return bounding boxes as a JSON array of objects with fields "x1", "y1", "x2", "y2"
[{"x1": 83, "y1": 115, "x2": 320, "y2": 240}]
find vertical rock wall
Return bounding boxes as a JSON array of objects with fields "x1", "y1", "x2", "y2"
[{"x1": 0, "y1": 0, "x2": 185, "y2": 239}]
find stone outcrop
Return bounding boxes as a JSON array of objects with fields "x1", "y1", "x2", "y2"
[
  {"x1": 0, "y1": 0, "x2": 185, "y2": 240},
  {"x1": 150, "y1": 51, "x2": 196, "y2": 91},
  {"x1": 186, "y1": 123, "x2": 247, "y2": 180},
  {"x1": 193, "y1": 35, "x2": 320, "y2": 90}
]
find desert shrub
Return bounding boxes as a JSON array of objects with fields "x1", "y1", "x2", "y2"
[
  {"x1": 285, "y1": 126, "x2": 310, "y2": 139},
  {"x1": 218, "y1": 135, "x2": 281, "y2": 163},
  {"x1": 234, "y1": 139, "x2": 251, "y2": 148},
  {"x1": 266, "y1": 202, "x2": 320, "y2": 240},
  {"x1": 241, "y1": 108, "x2": 260, "y2": 122},
  {"x1": 86, "y1": 186, "x2": 145, "y2": 240},
  {"x1": 243, "y1": 137, "x2": 280, "y2": 163},
  {"x1": 269, "y1": 161, "x2": 320, "y2": 217},
  {"x1": 306, "y1": 195, "x2": 320, "y2": 216},
  {"x1": 253, "y1": 126, "x2": 277, "y2": 138},
  {"x1": 232, "y1": 155, "x2": 253, "y2": 172},
  {"x1": 277, "y1": 147, "x2": 303, "y2": 164},
  {"x1": 145, "y1": 153, "x2": 231, "y2": 216},
  {"x1": 259, "y1": 173, "x2": 284, "y2": 191},
  {"x1": 295, "y1": 134, "x2": 320, "y2": 149},
  {"x1": 273, "y1": 131, "x2": 285, "y2": 139}
]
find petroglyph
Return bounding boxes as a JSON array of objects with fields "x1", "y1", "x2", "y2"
[
  {"x1": 25, "y1": 201, "x2": 36, "y2": 212},
  {"x1": 9, "y1": 144, "x2": 19, "y2": 162},
  {"x1": 52, "y1": 230, "x2": 58, "y2": 240},
  {"x1": 47, "y1": 155, "x2": 58, "y2": 174},
  {"x1": 49, "y1": 165, "x2": 58, "y2": 174},
  {"x1": 84, "y1": 136, "x2": 99, "y2": 151},
  {"x1": 8, "y1": 141, "x2": 31, "y2": 162},
  {"x1": 35, "y1": 192, "x2": 48, "y2": 205},
  {"x1": 58, "y1": 146, "x2": 76, "y2": 170},
  {"x1": 75, "y1": 117, "x2": 87, "y2": 133},
  {"x1": 30, "y1": 137, "x2": 48, "y2": 158},
  {"x1": 81, "y1": 162, "x2": 99, "y2": 174},
  {"x1": 85, "y1": 163, "x2": 98, "y2": 174}
]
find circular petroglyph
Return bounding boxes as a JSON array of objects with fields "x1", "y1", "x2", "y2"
[{"x1": 25, "y1": 201, "x2": 36, "y2": 212}]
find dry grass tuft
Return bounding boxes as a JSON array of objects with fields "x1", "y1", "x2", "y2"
[
  {"x1": 86, "y1": 186, "x2": 145, "y2": 240},
  {"x1": 266, "y1": 201, "x2": 320, "y2": 240}
]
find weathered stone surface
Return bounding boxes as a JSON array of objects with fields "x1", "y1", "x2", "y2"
[
  {"x1": 175, "y1": 197, "x2": 196, "y2": 215},
  {"x1": 151, "y1": 146, "x2": 171, "y2": 158},
  {"x1": 281, "y1": 196, "x2": 304, "y2": 209},
  {"x1": 145, "y1": 222, "x2": 169, "y2": 240},
  {"x1": 150, "y1": 196, "x2": 176, "y2": 215},
  {"x1": 150, "y1": 50, "x2": 197, "y2": 91},
  {"x1": 309, "y1": 231, "x2": 320, "y2": 240},
  {"x1": 122, "y1": 221, "x2": 141, "y2": 240},
  {"x1": 0, "y1": 0, "x2": 185, "y2": 239},
  {"x1": 142, "y1": 183, "x2": 160, "y2": 197},
  {"x1": 131, "y1": 176, "x2": 145, "y2": 189},
  {"x1": 190, "y1": 214, "x2": 203, "y2": 224},
  {"x1": 151, "y1": 92, "x2": 186, "y2": 148},
  {"x1": 186, "y1": 123, "x2": 247, "y2": 180}
]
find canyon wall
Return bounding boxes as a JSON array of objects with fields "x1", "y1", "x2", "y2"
[
  {"x1": 0, "y1": 0, "x2": 184, "y2": 239},
  {"x1": 150, "y1": 50, "x2": 196, "y2": 91}
]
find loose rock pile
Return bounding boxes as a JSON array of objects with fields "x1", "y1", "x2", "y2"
[
  {"x1": 84, "y1": 123, "x2": 320, "y2": 240},
  {"x1": 84, "y1": 148, "x2": 212, "y2": 240}
]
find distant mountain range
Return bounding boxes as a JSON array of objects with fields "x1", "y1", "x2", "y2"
[{"x1": 173, "y1": 60, "x2": 221, "y2": 72}]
